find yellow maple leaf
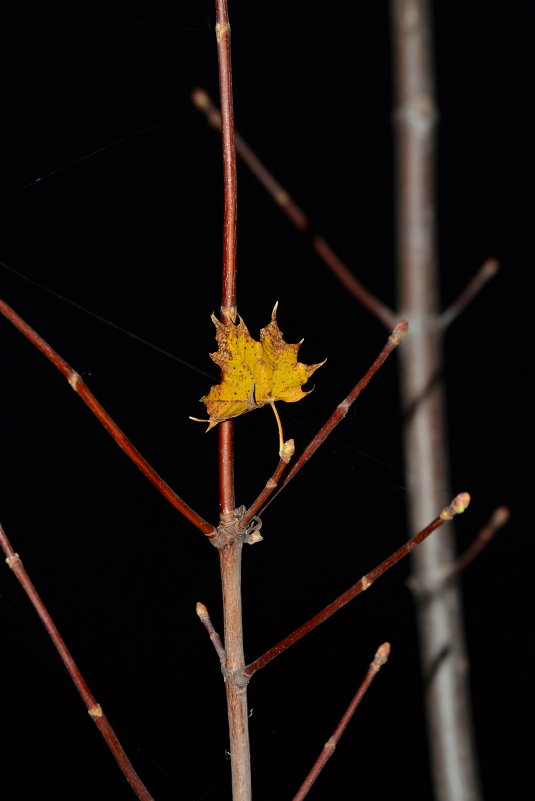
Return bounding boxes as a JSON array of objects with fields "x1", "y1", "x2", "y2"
[{"x1": 191, "y1": 303, "x2": 325, "y2": 432}]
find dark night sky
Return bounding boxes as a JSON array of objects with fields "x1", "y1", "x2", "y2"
[{"x1": 0, "y1": 3, "x2": 532, "y2": 800}]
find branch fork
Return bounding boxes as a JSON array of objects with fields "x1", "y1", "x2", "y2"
[{"x1": 209, "y1": 505, "x2": 264, "y2": 550}]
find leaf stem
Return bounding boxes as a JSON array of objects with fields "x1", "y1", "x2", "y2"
[
  {"x1": 0, "y1": 522, "x2": 155, "y2": 801},
  {"x1": 269, "y1": 401, "x2": 285, "y2": 455},
  {"x1": 245, "y1": 494, "x2": 469, "y2": 676}
]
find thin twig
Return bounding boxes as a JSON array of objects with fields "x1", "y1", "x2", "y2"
[
  {"x1": 439, "y1": 259, "x2": 500, "y2": 329},
  {"x1": 196, "y1": 601, "x2": 226, "y2": 664},
  {"x1": 0, "y1": 522, "x2": 155, "y2": 801},
  {"x1": 240, "y1": 439, "x2": 294, "y2": 530},
  {"x1": 216, "y1": 0, "x2": 236, "y2": 527},
  {"x1": 0, "y1": 296, "x2": 216, "y2": 538},
  {"x1": 192, "y1": 88, "x2": 396, "y2": 330},
  {"x1": 292, "y1": 643, "x2": 391, "y2": 801},
  {"x1": 444, "y1": 505, "x2": 510, "y2": 579},
  {"x1": 245, "y1": 493, "x2": 470, "y2": 676},
  {"x1": 257, "y1": 321, "x2": 407, "y2": 516},
  {"x1": 215, "y1": 37, "x2": 237, "y2": 324}
]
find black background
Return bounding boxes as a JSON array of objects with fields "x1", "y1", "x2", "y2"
[{"x1": 0, "y1": 2, "x2": 532, "y2": 800}]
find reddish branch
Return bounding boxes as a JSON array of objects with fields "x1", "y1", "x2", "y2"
[
  {"x1": 215, "y1": 0, "x2": 236, "y2": 526},
  {"x1": 215, "y1": 26, "x2": 237, "y2": 322},
  {"x1": 218, "y1": 420, "x2": 236, "y2": 525},
  {"x1": 0, "y1": 522, "x2": 154, "y2": 801},
  {"x1": 213, "y1": 4, "x2": 252, "y2": 801},
  {"x1": 245, "y1": 493, "x2": 470, "y2": 676},
  {"x1": 192, "y1": 88, "x2": 396, "y2": 329},
  {"x1": 193, "y1": 89, "x2": 500, "y2": 334},
  {"x1": 0, "y1": 297, "x2": 215, "y2": 538},
  {"x1": 240, "y1": 439, "x2": 294, "y2": 529},
  {"x1": 256, "y1": 321, "x2": 407, "y2": 516},
  {"x1": 292, "y1": 643, "x2": 391, "y2": 801}
]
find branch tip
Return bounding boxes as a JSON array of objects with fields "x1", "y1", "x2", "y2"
[
  {"x1": 482, "y1": 257, "x2": 500, "y2": 277},
  {"x1": 280, "y1": 438, "x2": 295, "y2": 462},
  {"x1": 441, "y1": 492, "x2": 471, "y2": 520},
  {"x1": 196, "y1": 602, "x2": 208, "y2": 618},
  {"x1": 390, "y1": 319, "x2": 409, "y2": 344},
  {"x1": 440, "y1": 257, "x2": 501, "y2": 328},
  {"x1": 290, "y1": 642, "x2": 391, "y2": 801},
  {"x1": 196, "y1": 599, "x2": 226, "y2": 662},
  {"x1": 490, "y1": 505, "x2": 510, "y2": 529},
  {"x1": 192, "y1": 87, "x2": 210, "y2": 109},
  {"x1": 443, "y1": 503, "x2": 510, "y2": 579},
  {"x1": 373, "y1": 642, "x2": 391, "y2": 669}
]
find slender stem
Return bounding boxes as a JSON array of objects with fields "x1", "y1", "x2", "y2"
[
  {"x1": 219, "y1": 422, "x2": 236, "y2": 524},
  {"x1": 192, "y1": 89, "x2": 396, "y2": 330},
  {"x1": 240, "y1": 439, "x2": 294, "y2": 530},
  {"x1": 196, "y1": 601, "x2": 226, "y2": 664},
  {"x1": 245, "y1": 493, "x2": 470, "y2": 676},
  {"x1": 0, "y1": 296, "x2": 215, "y2": 538},
  {"x1": 0, "y1": 522, "x2": 155, "y2": 801},
  {"x1": 215, "y1": 0, "x2": 237, "y2": 525},
  {"x1": 292, "y1": 643, "x2": 390, "y2": 801},
  {"x1": 215, "y1": 12, "x2": 237, "y2": 323},
  {"x1": 391, "y1": 2, "x2": 481, "y2": 799},
  {"x1": 444, "y1": 506, "x2": 509, "y2": 579},
  {"x1": 214, "y1": 4, "x2": 251, "y2": 801},
  {"x1": 439, "y1": 259, "x2": 500, "y2": 329},
  {"x1": 257, "y1": 321, "x2": 407, "y2": 516}
]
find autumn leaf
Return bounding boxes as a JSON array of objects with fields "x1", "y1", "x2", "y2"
[{"x1": 191, "y1": 303, "x2": 325, "y2": 431}]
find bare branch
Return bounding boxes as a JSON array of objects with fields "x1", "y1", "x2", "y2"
[
  {"x1": 214, "y1": 4, "x2": 252, "y2": 801},
  {"x1": 391, "y1": 2, "x2": 482, "y2": 798},
  {"x1": 440, "y1": 259, "x2": 500, "y2": 329},
  {"x1": 292, "y1": 643, "x2": 390, "y2": 801},
  {"x1": 192, "y1": 88, "x2": 396, "y2": 329},
  {"x1": 257, "y1": 321, "x2": 407, "y2": 515},
  {"x1": 197, "y1": 601, "x2": 226, "y2": 664},
  {"x1": 215, "y1": 30, "x2": 237, "y2": 326},
  {"x1": 245, "y1": 494, "x2": 470, "y2": 676},
  {"x1": 444, "y1": 505, "x2": 510, "y2": 579},
  {"x1": 0, "y1": 522, "x2": 155, "y2": 801},
  {"x1": 0, "y1": 297, "x2": 215, "y2": 538},
  {"x1": 240, "y1": 439, "x2": 294, "y2": 530}
]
